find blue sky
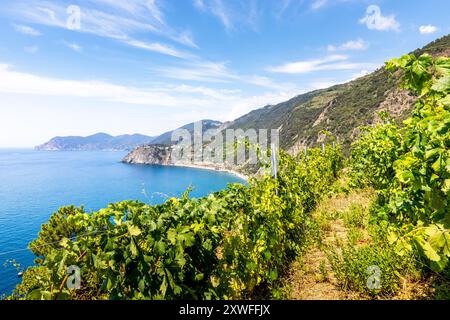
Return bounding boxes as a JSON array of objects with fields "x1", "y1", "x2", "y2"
[{"x1": 0, "y1": 0, "x2": 448, "y2": 147}]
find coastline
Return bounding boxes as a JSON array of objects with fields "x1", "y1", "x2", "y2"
[
  {"x1": 121, "y1": 145, "x2": 249, "y2": 181},
  {"x1": 169, "y1": 162, "x2": 249, "y2": 181}
]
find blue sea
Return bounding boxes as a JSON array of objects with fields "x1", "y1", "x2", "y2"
[{"x1": 0, "y1": 149, "x2": 244, "y2": 296}]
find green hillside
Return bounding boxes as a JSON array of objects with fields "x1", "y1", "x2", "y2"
[{"x1": 229, "y1": 34, "x2": 450, "y2": 153}]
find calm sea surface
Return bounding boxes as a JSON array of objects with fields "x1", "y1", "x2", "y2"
[{"x1": 0, "y1": 149, "x2": 244, "y2": 296}]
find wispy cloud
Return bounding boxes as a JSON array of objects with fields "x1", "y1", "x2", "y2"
[
  {"x1": 6, "y1": 0, "x2": 197, "y2": 58},
  {"x1": 155, "y1": 60, "x2": 294, "y2": 91},
  {"x1": 328, "y1": 39, "x2": 369, "y2": 52},
  {"x1": 63, "y1": 41, "x2": 82, "y2": 52},
  {"x1": 359, "y1": 5, "x2": 400, "y2": 32},
  {"x1": 311, "y1": 0, "x2": 327, "y2": 10},
  {"x1": 13, "y1": 24, "x2": 41, "y2": 36},
  {"x1": 174, "y1": 31, "x2": 199, "y2": 49},
  {"x1": 268, "y1": 55, "x2": 374, "y2": 74},
  {"x1": 210, "y1": 0, "x2": 233, "y2": 31},
  {"x1": 276, "y1": 0, "x2": 292, "y2": 18},
  {"x1": 419, "y1": 25, "x2": 438, "y2": 35},
  {"x1": 0, "y1": 63, "x2": 299, "y2": 122},
  {"x1": 124, "y1": 39, "x2": 192, "y2": 59},
  {"x1": 0, "y1": 63, "x2": 202, "y2": 107},
  {"x1": 89, "y1": 0, "x2": 192, "y2": 44},
  {"x1": 193, "y1": 0, "x2": 206, "y2": 10},
  {"x1": 155, "y1": 60, "x2": 236, "y2": 82},
  {"x1": 192, "y1": 0, "x2": 260, "y2": 32}
]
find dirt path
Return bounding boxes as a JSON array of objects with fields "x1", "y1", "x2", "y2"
[
  {"x1": 286, "y1": 188, "x2": 435, "y2": 300},
  {"x1": 287, "y1": 190, "x2": 373, "y2": 300}
]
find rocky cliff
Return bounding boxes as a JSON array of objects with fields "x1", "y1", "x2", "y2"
[
  {"x1": 121, "y1": 144, "x2": 249, "y2": 179},
  {"x1": 122, "y1": 144, "x2": 173, "y2": 165}
]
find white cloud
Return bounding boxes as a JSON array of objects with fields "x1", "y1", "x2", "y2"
[
  {"x1": 13, "y1": 24, "x2": 41, "y2": 36},
  {"x1": 276, "y1": 0, "x2": 292, "y2": 18},
  {"x1": 0, "y1": 64, "x2": 188, "y2": 106},
  {"x1": 92, "y1": 0, "x2": 162, "y2": 21},
  {"x1": 210, "y1": 0, "x2": 233, "y2": 31},
  {"x1": 327, "y1": 39, "x2": 368, "y2": 52},
  {"x1": 0, "y1": 63, "x2": 291, "y2": 117},
  {"x1": 225, "y1": 91, "x2": 299, "y2": 121},
  {"x1": 309, "y1": 80, "x2": 340, "y2": 90},
  {"x1": 192, "y1": 0, "x2": 258, "y2": 32},
  {"x1": 243, "y1": 75, "x2": 294, "y2": 91},
  {"x1": 311, "y1": 0, "x2": 327, "y2": 10},
  {"x1": 268, "y1": 55, "x2": 374, "y2": 74},
  {"x1": 419, "y1": 25, "x2": 438, "y2": 35},
  {"x1": 359, "y1": 5, "x2": 400, "y2": 32},
  {"x1": 175, "y1": 31, "x2": 199, "y2": 49},
  {"x1": 193, "y1": 0, "x2": 206, "y2": 10},
  {"x1": 155, "y1": 60, "x2": 295, "y2": 90},
  {"x1": 7, "y1": 1, "x2": 197, "y2": 57},
  {"x1": 146, "y1": 0, "x2": 164, "y2": 24},
  {"x1": 0, "y1": 63, "x2": 307, "y2": 131},
  {"x1": 156, "y1": 61, "x2": 236, "y2": 82},
  {"x1": 64, "y1": 42, "x2": 82, "y2": 52},
  {"x1": 350, "y1": 69, "x2": 371, "y2": 80},
  {"x1": 124, "y1": 39, "x2": 191, "y2": 59},
  {"x1": 91, "y1": 0, "x2": 198, "y2": 47}
]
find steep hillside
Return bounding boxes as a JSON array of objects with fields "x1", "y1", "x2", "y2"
[{"x1": 228, "y1": 34, "x2": 450, "y2": 154}]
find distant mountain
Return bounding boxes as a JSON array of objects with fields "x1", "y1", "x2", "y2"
[
  {"x1": 150, "y1": 120, "x2": 223, "y2": 145},
  {"x1": 35, "y1": 133, "x2": 156, "y2": 151},
  {"x1": 36, "y1": 120, "x2": 223, "y2": 151}
]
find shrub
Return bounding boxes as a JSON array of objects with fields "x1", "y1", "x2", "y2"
[{"x1": 327, "y1": 225, "x2": 418, "y2": 298}]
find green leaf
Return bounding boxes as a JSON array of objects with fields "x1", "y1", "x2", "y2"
[
  {"x1": 443, "y1": 179, "x2": 450, "y2": 193},
  {"x1": 167, "y1": 229, "x2": 177, "y2": 245},
  {"x1": 432, "y1": 75, "x2": 450, "y2": 92},
  {"x1": 425, "y1": 148, "x2": 440, "y2": 160},
  {"x1": 182, "y1": 232, "x2": 195, "y2": 247},
  {"x1": 27, "y1": 289, "x2": 43, "y2": 300},
  {"x1": 155, "y1": 240, "x2": 166, "y2": 254},
  {"x1": 417, "y1": 238, "x2": 441, "y2": 262},
  {"x1": 106, "y1": 277, "x2": 114, "y2": 291},
  {"x1": 138, "y1": 278, "x2": 145, "y2": 292},
  {"x1": 129, "y1": 238, "x2": 138, "y2": 257},
  {"x1": 268, "y1": 269, "x2": 278, "y2": 281},
  {"x1": 127, "y1": 224, "x2": 142, "y2": 237},
  {"x1": 436, "y1": 57, "x2": 450, "y2": 75}
]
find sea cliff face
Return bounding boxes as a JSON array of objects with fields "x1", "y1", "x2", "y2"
[
  {"x1": 121, "y1": 145, "x2": 248, "y2": 180},
  {"x1": 122, "y1": 145, "x2": 173, "y2": 165}
]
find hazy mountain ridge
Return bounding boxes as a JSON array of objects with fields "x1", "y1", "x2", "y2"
[
  {"x1": 36, "y1": 120, "x2": 223, "y2": 151},
  {"x1": 35, "y1": 133, "x2": 156, "y2": 151}
]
